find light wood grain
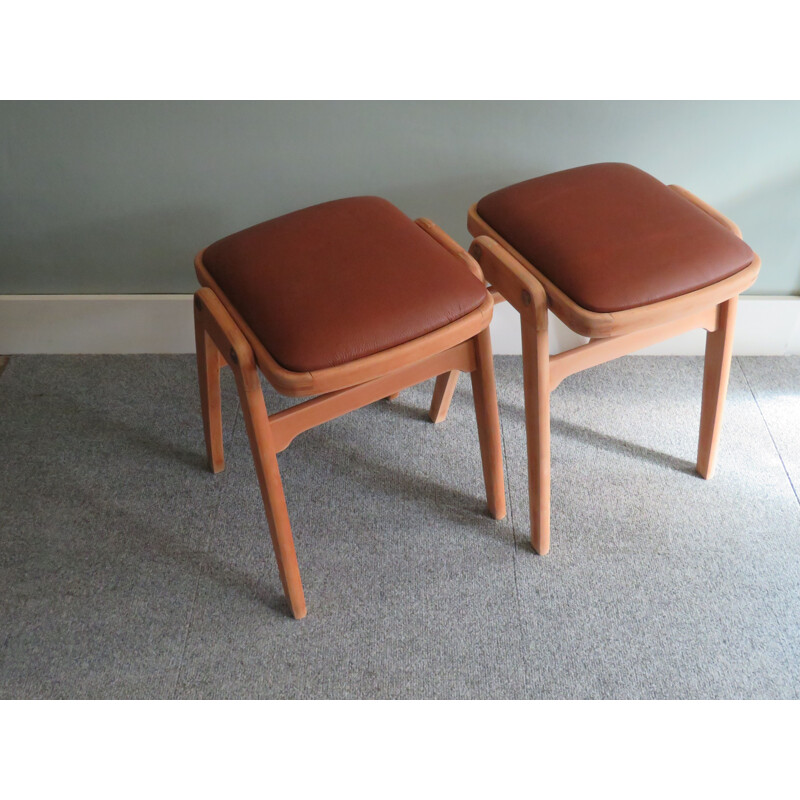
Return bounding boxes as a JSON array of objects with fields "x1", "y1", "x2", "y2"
[
  {"x1": 195, "y1": 255, "x2": 493, "y2": 398},
  {"x1": 428, "y1": 371, "x2": 460, "y2": 423},
  {"x1": 697, "y1": 297, "x2": 738, "y2": 479},
  {"x1": 470, "y1": 327, "x2": 506, "y2": 520},
  {"x1": 269, "y1": 344, "x2": 475, "y2": 454},
  {"x1": 468, "y1": 186, "x2": 760, "y2": 556},
  {"x1": 194, "y1": 288, "x2": 306, "y2": 619},
  {"x1": 469, "y1": 236, "x2": 548, "y2": 330},
  {"x1": 194, "y1": 297, "x2": 225, "y2": 473},
  {"x1": 194, "y1": 225, "x2": 506, "y2": 617},
  {"x1": 467, "y1": 204, "x2": 760, "y2": 339},
  {"x1": 522, "y1": 319, "x2": 551, "y2": 554},
  {"x1": 548, "y1": 306, "x2": 719, "y2": 391}
]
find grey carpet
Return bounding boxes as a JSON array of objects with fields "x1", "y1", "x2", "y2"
[{"x1": 0, "y1": 355, "x2": 798, "y2": 699}]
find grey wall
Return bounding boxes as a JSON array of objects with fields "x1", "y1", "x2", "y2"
[{"x1": 1, "y1": 101, "x2": 799, "y2": 295}]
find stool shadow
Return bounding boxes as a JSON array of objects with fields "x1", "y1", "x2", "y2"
[
  {"x1": 552, "y1": 417, "x2": 697, "y2": 475},
  {"x1": 291, "y1": 431, "x2": 512, "y2": 547},
  {"x1": 500, "y1": 401, "x2": 697, "y2": 475},
  {"x1": 378, "y1": 397, "x2": 431, "y2": 423}
]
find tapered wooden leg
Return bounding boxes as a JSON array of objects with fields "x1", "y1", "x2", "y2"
[
  {"x1": 385, "y1": 391, "x2": 401, "y2": 401},
  {"x1": 470, "y1": 330, "x2": 506, "y2": 520},
  {"x1": 194, "y1": 297, "x2": 225, "y2": 473},
  {"x1": 521, "y1": 320, "x2": 551, "y2": 554},
  {"x1": 697, "y1": 296, "x2": 738, "y2": 480},
  {"x1": 195, "y1": 288, "x2": 306, "y2": 619},
  {"x1": 233, "y1": 361, "x2": 307, "y2": 619},
  {"x1": 429, "y1": 370, "x2": 459, "y2": 423}
]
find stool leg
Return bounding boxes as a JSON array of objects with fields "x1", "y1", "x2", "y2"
[
  {"x1": 429, "y1": 370, "x2": 460, "y2": 423},
  {"x1": 521, "y1": 319, "x2": 551, "y2": 554},
  {"x1": 194, "y1": 299, "x2": 225, "y2": 473},
  {"x1": 697, "y1": 297, "x2": 738, "y2": 480},
  {"x1": 470, "y1": 329, "x2": 506, "y2": 520},
  {"x1": 195, "y1": 288, "x2": 306, "y2": 619},
  {"x1": 233, "y1": 363, "x2": 307, "y2": 619}
]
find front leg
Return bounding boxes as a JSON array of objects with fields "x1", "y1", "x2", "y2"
[
  {"x1": 194, "y1": 288, "x2": 307, "y2": 619},
  {"x1": 469, "y1": 236, "x2": 552, "y2": 553},
  {"x1": 697, "y1": 297, "x2": 738, "y2": 480}
]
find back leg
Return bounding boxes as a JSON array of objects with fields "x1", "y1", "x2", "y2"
[
  {"x1": 194, "y1": 293, "x2": 225, "y2": 473},
  {"x1": 429, "y1": 370, "x2": 460, "y2": 423}
]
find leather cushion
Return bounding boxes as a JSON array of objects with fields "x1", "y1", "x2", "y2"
[
  {"x1": 476, "y1": 163, "x2": 755, "y2": 312},
  {"x1": 202, "y1": 196, "x2": 488, "y2": 372}
]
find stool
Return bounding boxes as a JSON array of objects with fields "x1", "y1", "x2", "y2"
[
  {"x1": 433, "y1": 163, "x2": 760, "y2": 554},
  {"x1": 193, "y1": 196, "x2": 506, "y2": 618}
]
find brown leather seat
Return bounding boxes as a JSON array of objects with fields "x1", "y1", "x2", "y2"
[
  {"x1": 476, "y1": 162, "x2": 755, "y2": 313},
  {"x1": 201, "y1": 196, "x2": 489, "y2": 373}
]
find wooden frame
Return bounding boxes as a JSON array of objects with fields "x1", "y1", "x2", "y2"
[
  {"x1": 193, "y1": 219, "x2": 506, "y2": 618},
  {"x1": 434, "y1": 186, "x2": 760, "y2": 555},
  {"x1": 466, "y1": 186, "x2": 760, "y2": 339}
]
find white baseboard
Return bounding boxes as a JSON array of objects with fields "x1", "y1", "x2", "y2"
[
  {"x1": 490, "y1": 295, "x2": 800, "y2": 356},
  {"x1": 0, "y1": 294, "x2": 798, "y2": 356}
]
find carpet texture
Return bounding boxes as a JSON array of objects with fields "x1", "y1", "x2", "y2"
[{"x1": 0, "y1": 355, "x2": 798, "y2": 699}]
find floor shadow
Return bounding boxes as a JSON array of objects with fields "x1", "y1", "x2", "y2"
[
  {"x1": 285, "y1": 426, "x2": 512, "y2": 547},
  {"x1": 2, "y1": 430, "x2": 293, "y2": 618},
  {"x1": 378, "y1": 396, "x2": 432, "y2": 423},
  {"x1": 552, "y1": 418, "x2": 698, "y2": 475},
  {"x1": 6, "y1": 359, "x2": 236, "y2": 473},
  {"x1": 499, "y1": 400, "x2": 697, "y2": 475}
]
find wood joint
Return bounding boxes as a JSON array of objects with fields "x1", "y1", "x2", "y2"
[{"x1": 469, "y1": 236, "x2": 548, "y2": 331}]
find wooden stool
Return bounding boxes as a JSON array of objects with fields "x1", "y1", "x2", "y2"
[
  {"x1": 432, "y1": 163, "x2": 760, "y2": 554},
  {"x1": 193, "y1": 196, "x2": 505, "y2": 618}
]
